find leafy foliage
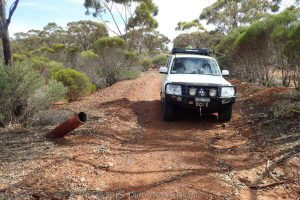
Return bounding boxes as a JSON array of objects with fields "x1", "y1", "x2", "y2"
[
  {"x1": 93, "y1": 36, "x2": 127, "y2": 49},
  {"x1": 173, "y1": 31, "x2": 223, "y2": 49},
  {"x1": 200, "y1": 0, "x2": 282, "y2": 33},
  {"x1": 175, "y1": 19, "x2": 204, "y2": 31},
  {"x1": 93, "y1": 37, "x2": 130, "y2": 85},
  {"x1": 0, "y1": 61, "x2": 67, "y2": 124},
  {"x1": 216, "y1": 9, "x2": 300, "y2": 87},
  {"x1": 152, "y1": 54, "x2": 169, "y2": 67},
  {"x1": 67, "y1": 20, "x2": 108, "y2": 51},
  {"x1": 84, "y1": 0, "x2": 158, "y2": 40},
  {"x1": 115, "y1": 68, "x2": 139, "y2": 81},
  {"x1": 141, "y1": 58, "x2": 153, "y2": 71},
  {"x1": 52, "y1": 69, "x2": 95, "y2": 101},
  {"x1": 32, "y1": 57, "x2": 64, "y2": 78}
]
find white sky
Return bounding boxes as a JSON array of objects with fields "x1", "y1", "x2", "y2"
[{"x1": 153, "y1": 0, "x2": 217, "y2": 41}]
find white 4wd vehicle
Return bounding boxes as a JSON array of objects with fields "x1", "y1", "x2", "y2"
[{"x1": 159, "y1": 48, "x2": 236, "y2": 122}]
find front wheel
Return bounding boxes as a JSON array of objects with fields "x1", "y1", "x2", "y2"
[
  {"x1": 218, "y1": 105, "x2": 232, "y2": 122},
  {"x1": 163, "y1": 100, "x2": 174, "y2": 121}
]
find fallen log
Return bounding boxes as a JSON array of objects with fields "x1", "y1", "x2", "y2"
[{"x1": 46, "y1": 112, "x2": 88, "y2": 139}]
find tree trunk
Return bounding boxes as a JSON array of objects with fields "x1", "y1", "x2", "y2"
[{"x1": 0, "y1": 0, "x2": 13, "y2": 65}]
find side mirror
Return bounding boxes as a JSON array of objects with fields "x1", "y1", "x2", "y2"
[
  {"x1": 222, "y1": 70, "x2": 229, "y2": 76},
  {"x1": 159, "y1": 67, "x2": 168, "y2": 74}
]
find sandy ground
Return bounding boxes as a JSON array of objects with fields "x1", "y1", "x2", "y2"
[{"x1": 0, "y1": 70, "x2": 299, "y2": 200}]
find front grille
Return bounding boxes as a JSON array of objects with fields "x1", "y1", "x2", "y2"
[{"x1": 181, "y1": 85, "x2": 218, "y2": 97}]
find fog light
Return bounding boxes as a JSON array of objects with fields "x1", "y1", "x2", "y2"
[
  {"x1": 177, "y1": 97, "x2": 182, "y2": 102},
  {"x1": 209, "y1": 89, "x2": 217, "y2": 97},
  {"x1": 189, "y1": 88, "x2": 197, "y2": 96}
]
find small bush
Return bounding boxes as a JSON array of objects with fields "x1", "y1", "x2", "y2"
[
  {"x1": 52, "y1": 43, "x2": 66, "y2": 52},
  {"x1": 93, "y1": 36, "x2": 127, "y2": 49},
  {"x1": 115, "y1": 68, "x2": 139, "y2": 81},
  {"x1": 125, "y1": 51, "x2": 139, "y2": 66},
  {"x1": 32, "y1": 56, "x2": 64, "y2": 77},
  {"x1": 152, "y1": 54, "x2": 169, "y2": 67},
  {"x1": 13, "y1": 54, "x2": 27, "y2": 62},
  {"x1": 142, "y1": 58, "x2": 153, "y2": 71},
  {"x1": 0, "y1": 61, "x2": 67, "y2": 125},
  {"x1": 80, "y1": 50, "x2": 99, "y2": 60},
  {"x1": 272, "y1": 100, "x2": 300, "y2": 118},
  {"x1": 52, "y1": 69, "x2": 95, "y2": 101}
]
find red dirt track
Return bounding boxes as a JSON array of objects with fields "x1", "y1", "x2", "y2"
[{"x1": 0, "y1": 70, "x2": 298, "y2": 200}]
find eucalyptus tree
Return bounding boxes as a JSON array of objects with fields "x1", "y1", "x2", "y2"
[
  {"x1": 93, "y1": 36, "x2": 128, "y2": 85},
  {"x1": 83, "y1": 0, "x2": 159, "y2": 45},
  {"x1": 67, "y1": 20, "x2": 108, "y2": 51},
  {"x1": 40, "y1": 23, "x2": 68, "y2": 46},
  {"x1": 216, "y1": 9, "x2": 300, "y2": 86},
  {"x1": 200, "y1": 0, "x2": 282, "y2": 34},
  {"x1": 173, "y1": 31, "x2": 223, "y2": 49},
  {"x1": 14, "y1": 30, "x2": 45, "y2": 52},
  {"x1": 143, "y1": 31, "x2": 170, "y2": 53},
  {"x1": 284, "y1": 22, "x2": 300, "y2": 89},
  {"x1": 126, "y1": 0, "x2": 158, "y2": 51}
]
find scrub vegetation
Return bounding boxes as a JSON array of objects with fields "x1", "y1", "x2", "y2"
[{"x1": 0, "y1": 0, "x2": 170, "y2": 126}]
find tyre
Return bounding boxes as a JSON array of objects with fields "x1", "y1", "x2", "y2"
[
  {"x1": 218, "y1": 105, "x2": 232, "y2": 122},
  {"x1": 163, "y1": 100, "x2": 174, "y2": 121}
]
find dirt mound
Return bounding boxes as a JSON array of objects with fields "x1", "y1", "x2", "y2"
[{"x1": 248, "y1": 87, "x2": 289, "y2": 105}]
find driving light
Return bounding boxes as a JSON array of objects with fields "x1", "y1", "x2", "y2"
[
  {"x1": 221, "y1": 87, "x2": 235, "y2": 98},
  {"x1": 209, "y1": 89, "x2": 217, "y2": 97},
  {"x1": 166, "y1": 84, "x2": 182, "y2": 95},
  {"x1": 189, "y1": 88, "x2": 197, "y2": 96}
]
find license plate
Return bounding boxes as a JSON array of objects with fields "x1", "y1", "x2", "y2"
[{"x1": 195, "y1": 97, "x2": 210, "y2": 102}]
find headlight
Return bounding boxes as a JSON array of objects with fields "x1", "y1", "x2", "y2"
[
  {"x1": 221, "y1": 87, "x2": 235, "y2": 98},
  {"x1": 166, "y1": 84, "x2": 182, "y2": 95},
  {"x1": 209, "y1": 89, "x2": 217, "y2": 97},
  {"x1": 189, "y1": 88, "x2": 197, "y2": 96}
]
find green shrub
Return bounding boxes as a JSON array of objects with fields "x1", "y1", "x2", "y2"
[
  {"x1": 0, "y1": 61, "x2": 67, "y2": 125},
  {"x1": 52, "y1": 43, "x2": 66, "y2": 52},
  {"x1": 152, "y1": 54, "x2": 169, "y2": 67},
  {"x1": 142, "y1": 58, "x2": 153, "y2": 71},
  {"x1": 32, "y1": 56, "x2": 64, "y2": 77},
  {"x1": 115, "y1": 68, "x2": 139, "y2": 81},
  {"x1": 46, "y1": 80, "x2": 69, "y2": 102},
  {"x1": 272, "y1": 100, "x2": 300, "y2": 118},
  {"x1": 93, "y1": 36, "x2": 128, "y2": 85},
  {"x1": 80, "y1": 50, "x2": 99, "y2": 60},
  {"x1": 40, "y1": 47, "x2": 55, "y2": 53},
  {"x1": 93, "y1": 36, "x2": 127, "y2": 49},
  {"x1": 66, "y1": 46, "x2": 80, "y2": 53},
  {"x1": 52, "y1": 69, "x2": 95, "y2": 101},
  {"x1": 13, "y1": 54, "x2": 27, "y2": 62}
]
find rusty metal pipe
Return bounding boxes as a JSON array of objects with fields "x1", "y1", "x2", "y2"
[{"x1": 46, "y1": 112, "x2": 88, "y2": 139}]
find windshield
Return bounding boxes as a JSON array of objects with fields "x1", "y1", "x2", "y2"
[{"x1": 170, "y1": 57, "x2": 221, "y2": 76}]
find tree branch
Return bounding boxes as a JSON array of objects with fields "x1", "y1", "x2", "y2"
[
  {"x1": 99, "y1": 15, "x2": 120, "y2": 36},
  {"x1": 102, "y1": 0, "x2": 123, "y2": 36}
]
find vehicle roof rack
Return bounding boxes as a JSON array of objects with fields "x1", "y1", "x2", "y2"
[{"x1": 171, "y1": 48, "x2": 212, "y2": 56}]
